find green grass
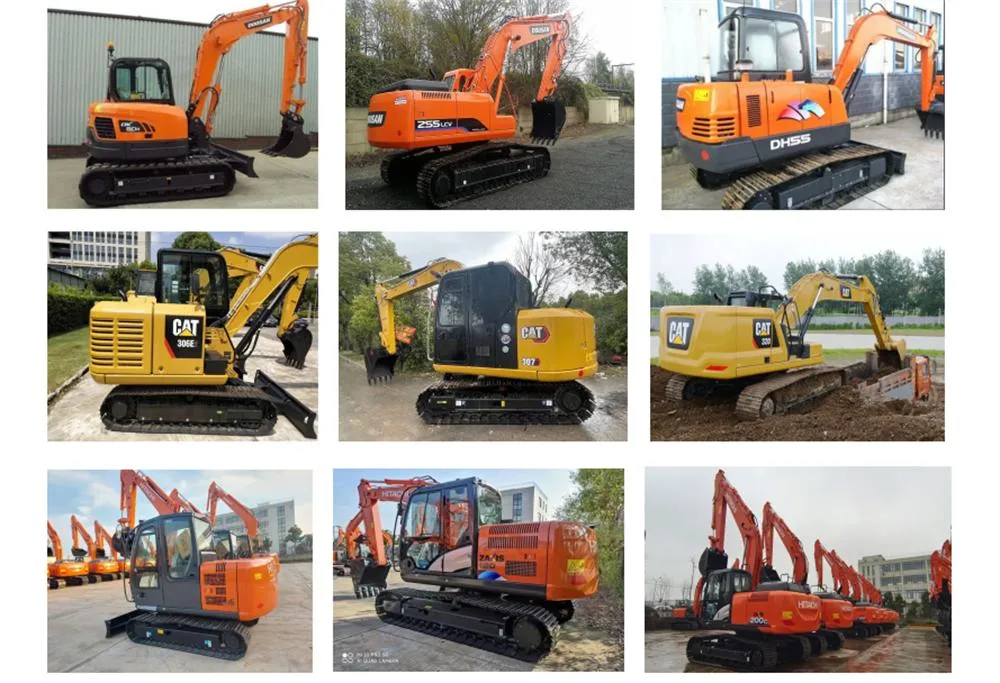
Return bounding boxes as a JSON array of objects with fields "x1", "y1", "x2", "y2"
[
  {"x1": 822, "y1": 348, "x2": 945, "y2": 359},
  {"x1": 810, "y1": 326, "x2": 944, "y2": 336},
  {"x1": 48, "y1": 327, "x2": 89, "y2": 393}
]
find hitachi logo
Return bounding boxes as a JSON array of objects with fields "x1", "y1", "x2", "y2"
[
  {"x1": 770, "y1": 134, "x2": 812, "y2": 151},
  {"x1": 245, "y1": 17, "x2": 273, "y2": 29}
]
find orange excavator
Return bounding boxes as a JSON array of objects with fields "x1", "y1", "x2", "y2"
[
  {"x1": 930, "y1": 539, "x2": 951, "y2": 645},
  {"x1": 368, "y1": 13, "x2": 572, "y2": 207},
  {"x1": 105, "y1": 469, "x2": 279, "y2": 659},
  {"x1": 95, "y1": 519, "x2": 129, "y2": 576},
  {"x1": 48, "y1": 521, "x2": 90, "y2": 589},
  {"x1": 760, "y1": 504, "x2": 845, "y2": 653},
  {"x1": 829, "y1": 549, "x2": 884, "y2": 638},
  {"x1": 206, "y1": 480, "x2": 279, "y2": 566},
  {"x1": 71, "y1": 515, "x2": 122, "y2": 582},
  {"x1": 813, "y1": 540, "x2": 857, "y2": 640},
  {"x1": 686, "y1": 471, "x2": 822, "y2": 671},
  {"x1": 347, "y1": 475, "x2": 599, "y2": 661},
  {"x1": 675, "y1": 4, "x2": 942, "y2": 209},
  {"x1": 80, "y1": 0, "x2": 310, "y2": 206},
  {"x1": 859, "y1": 572, "x2": 899, "y2": 631}
]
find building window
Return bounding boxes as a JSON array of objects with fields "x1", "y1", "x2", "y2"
[
  {"x1": 815, "y1": 0, "x2": 834, "y2": 72},
  {"x1": 512, "y1": 492, "x2": 523, "y2": 521},
  {"x1": 845, "y1": 0, "x2": 863, "y2": 31},
  {"x1": 774, "y1": 0, "x2": 798, "y2": 13},
  {"x1": 930, "y1": 12, "x2": 942, "y2": 71},
  {"x1": 902, "y1": 559, "x2": 926, "y2": 571},
  {"x1": 912, "y1": 8, "x2": 926, "y2": 70},
  {"x1": 894, "y1": 4, "x2": 909, "y2": 70}
]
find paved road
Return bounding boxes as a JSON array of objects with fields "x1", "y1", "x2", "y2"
[
  {"x1": 338, "y1": 354, "x2": 627, "y2": 441},
  {"x1": 346, "y1": 126, "x2": 634, "y2": 210},
  {"x1": 49, "y1": 561, "x2": 312, "y2": 672},
  {"x1": 645, "y1": 626, "x2": 950, "y2": 673},
  {"x1": 48, "y1": 152, "x2": 318, "y2": 209},
  {"x1": 48, "y1": 326, "x2": 320, "y2": 441}
]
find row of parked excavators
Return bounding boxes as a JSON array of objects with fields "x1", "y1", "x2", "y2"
[{"x1": 659, "y1": 470, "x2": 950, "y2": 672}]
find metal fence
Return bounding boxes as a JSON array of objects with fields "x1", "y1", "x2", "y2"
[{"x1": 48, "y1": 9, "x2": 319, "y2": 145}]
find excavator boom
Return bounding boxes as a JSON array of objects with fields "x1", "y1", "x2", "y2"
[{"x1": 760, "y1": 502, "x2": 808, "y2": 585}]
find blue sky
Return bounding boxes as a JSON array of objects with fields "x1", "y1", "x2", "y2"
[
  {"x1": 149, "y1": 232, "x2": 304, "y2": 259},
  {"x1": 334, "y1": 469, "x2": 577, "y2": 531},
  {"x1": 48, "y1": 470, "x2": 312, "y2": 559}
]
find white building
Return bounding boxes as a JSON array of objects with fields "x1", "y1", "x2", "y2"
[
  {"x1": 500, "y1": 483, "x2": 549, "y2": 523},
  {"x1": 858, "y1": 552, "x2": 933, "y2": 602},
  {"x1": 662, "y1": 0, "x2": 945, "y2": 147},
  {"x1": 48, "y1": 231, "x2": 151, "y2": 278},
  {"x1": 214, "y1": 499, "x2": 295, "y2": 555}
]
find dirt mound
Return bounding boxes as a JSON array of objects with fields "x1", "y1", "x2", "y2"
[{"x1": 650, "y1": 367, "x2": 944, "y2": 441}]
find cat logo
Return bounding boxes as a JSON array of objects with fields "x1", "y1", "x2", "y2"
[
  {"x1": 666, "y1": 317, "x2": 693, "y2": 350},
  {"x1": 840, "y1": 286, "x2": 852, "y2": 299},
  {"x1": 165, "y1": 315, "x2": 204, "y2": 359},
  {"x1": 520, "y1": 325, "x2": 550, "y2": 343},
  {"x1": 752, "y1": 318, "x2": 779, "y2": 349}
]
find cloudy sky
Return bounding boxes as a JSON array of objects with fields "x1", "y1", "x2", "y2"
[
  {"x1": 572, "y1": 0, "x2": 636, "y2": 67},
  {"x1": 650, "y1": 235, "x2": 944, "y2": 294},
  {"x1": 334, "y1": 469, "x2": 576, "y2": 531},
  {"x1": 56, "y1": 0, "x2": 323, "y2": 35},
  {"x1": 645, "y1": 467, "x2": 951, "y2": 601},
  {"x1": 383, "y1": 231, "x2": 593, "y2": 296},
  {"x1": 48, "y1": 470, "x2": 312, "y2": 559},
  {"x1": 150, "y1": 231, "x2": 304, "y2": 258}
]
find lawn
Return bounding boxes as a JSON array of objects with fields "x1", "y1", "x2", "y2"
[{"x1": 48, "y1": 327, "x2": 89, "y2": 393}]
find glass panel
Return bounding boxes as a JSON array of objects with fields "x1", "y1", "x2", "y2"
[
  {"x1": 774, "y1": 0, "x2": 798, "y2": 13},
  {"x1": 776, "y1": 20, "x2": 804, "y2": 71},
  {"x1": 816, "y1": 20, "x2": 834, "y2": 71},
  {"x1": 478, "y1": 485, "x2": 502, "y2": 525},
  {"x1": 895, "y1": 4, "x2": 909, "y2": 70},
  {"x1": 743, "y1": 18, "x2": 779, "y2": 71},
  {"x1": 135, "y1": 528, "x2": 158, "y2": 568},
  {"x1": 444, "y1": 485, "x2": 470, "y2": 548},
  {"x1": 164, "y1": 517, "x2": 194, "y2": 579},
  {"x1": 438, "y1": 291, "x2": 464, "y2": 326},
  {"x1": 159, "y1": 253, "x2": 228, "y2": 310}
]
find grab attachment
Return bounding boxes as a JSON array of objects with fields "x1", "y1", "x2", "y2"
[
  {"x1": 279, "y1": 319, "x2": 313, "y2": 369},
  {"x1": 530, "y1": 99, "x2": 567, "y2": 145},
  {"x1": 263, "y1": 112, "x2": 311, "y2": 158}
]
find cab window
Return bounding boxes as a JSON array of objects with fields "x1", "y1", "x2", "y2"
[
  {"x1": 135, "y1": 527, "x2": 159, "y2": 588},
  {"x1": 158, "y1": 252, "x2": 229, "y2": 321},
  {"x1": 478, "y1": 484, "x2": 502, "y2": 525},
  {"x1": 164, "y1": 517, "x2": 194, "y2": 579},
  {"x1": 113, "y1": 62, "x2": 174, "y2": 103}
]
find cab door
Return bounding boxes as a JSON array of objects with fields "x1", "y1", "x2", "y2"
[
  {"x1": 434, "y1": 273, "x2": 468, "y2": 365},
  {"x1": 159, "y1": 515, "x2": 205, "y2": 612},
  {"x1": 129, "y1": 522, "x2": 163, "y2": 610},
  {"x1": 399, "y1": 480, "x2": 475, "y2": 579}
]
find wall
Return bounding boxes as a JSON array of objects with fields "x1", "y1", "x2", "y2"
[{"x1": 48, "y1": 10, "x2": 319, "y2": 146}]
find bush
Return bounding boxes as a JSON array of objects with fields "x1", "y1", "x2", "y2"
[
  {"x1": 346, "y1": 52, "x2": 424, "y2": 107},
  {"x1": 48, "y1": 285, "x2": 116, "y2": 337}
]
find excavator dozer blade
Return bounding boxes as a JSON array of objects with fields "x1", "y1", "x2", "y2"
[
  {"x1": 106, "y1": 609, "x2": 143, "y2": 638},
  {"x1": 279, "y1": 320, "x2": 313, "y2": 369},
  {"x1": 209, "y1": 142, "x2": 259, "y2": 178},
  {"x1": 252, "y1": 370, "x2": 317, "y2": 439},
  {"x1": 348, "y1": 560, "x2": 390, "y2": 598},
  {"x1": 364, "y1": 348, "x2": 398, "y2": 385},
  {"x1": 262, "y1": 114, "x2": 311, "y2": 158},
  {"x1": 530, "y1": 100, "x2": 567, "y2": 145},
  {"x1": 917, "y1": 102, "x2": 945, "y2": 139}
]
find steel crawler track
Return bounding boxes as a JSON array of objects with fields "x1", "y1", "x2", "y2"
[
  {"x1": 734, "y1": 366, "x2": 845, "y2": 419},
  {"x1": 100, "y1": 384, "x2": 278, "y2": 436},
  {"x1": 79, "y1": 157, "x2": 236, "y2": 207},
  {"x1": 375, "y1": 588, "x2": 560, "y2": 662},
  {"x1": 125, "y1": 612, "x2": 250, "y2": 660},
  {"x1": 687, "y1": 633, "x2": 780, "y2": 671},
  {"x1": 720, "y1": 143, "x2": 904, "y2": 210},
  {"x1": 415, "y1": 378, "x2": 596, "y2": 425}
]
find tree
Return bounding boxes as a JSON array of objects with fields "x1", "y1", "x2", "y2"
[
  {"x1": 545, "y1": 232, "x2": 627, "y2": 292},
  {"x1": 172, "y1": 232, "x2": 221, "y2": 251},
  {"x1": 567, "y1": 289, "x2": 627, "y2": 356},
  {"x1": 514, "y1": 232, "x2": 567, "y2": 305},
  {"x1": 655, "y1": 273, "x2": 672, "y2": 297},
  {"x1": 586, "y1": 51, "x2": 612, "y2": 85},
  {"x1": 915, "y1": 248, "x2": 945, "y2": 315},
  {"x1": 421, "y1": 0, "x2": 515, "y2": 79},
  {"x1": 556, "y1": 469, "x2": 624, "y2": 599},
  {"x1": 742, "y1": 265, "x2": 769, "y2": 291},
  {"x1": 262, "y1": 537, "x2": 273, "y2": 552},
  {"x1": 339, "y1": 232, "x2": 412, "y2": 350},
  {"x1": 285, "y1": 524, "x2": 303, "y2": 546}
]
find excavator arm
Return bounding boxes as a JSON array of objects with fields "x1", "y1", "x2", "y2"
[
  {"x1": 119, "y1": 469, "x2": 180, "y2": 530},
  {"x1": 219, "y1": 247, "x2": 264, "y2": 303},
  {"x1": 829, "y1": 550, "x2": 864, "y2": 601},
  {"x1": 206, "y1": 481, "x2": 260, "y2": 544},
  {"x1": 929, "y1": 547, "x2": 951, "y2": 605},
  {"x1": 365, "y1": 258, "x2": 465, "y2": 383},
  {"x1": 814, "y1": 539, "x2": 844, "y2": 591},
  {"x1": 760, "y1": 502, "x2": 808, "y2": 585},
  {"x1": 94, "y1": 520, "x2": 120, "y2": 560},
  {"x1": 70, "y1": 515, "x2": 96, "y2": 560},
  {"x1": 694, "y1": 470, "x2": 764, "y2": 615},
  {"x1": 780, "y1": 272, "x2": 906, "y2": 366},
  {"x1": 188, "y1": 0, "x2": 309, "y2": 143},
  {"x1": 169, "y1": 489, "x2": 205, "y2": 516},
  {"x1": 47, "y1": 521, "x2": 64, "y2": 560}
]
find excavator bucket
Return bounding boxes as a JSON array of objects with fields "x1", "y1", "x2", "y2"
[
  {"x1": 530, "y1": 99, "x2": 567, "y2": 144},
  {"x1": 279, "y1": 320, "x2": 312, "y2": 369},
  {"x1": 348, "y1": 560, "x2": 390, "y2": 599},
  {"x1": 262, "y1": 113, "x2": 311, "y2": 158},
  {"x1": 918, "y1": 102, "x2": 945, "y2": 139},
  {"x1": 364, "y1": 348, "x2": 398, "y2": 385}
]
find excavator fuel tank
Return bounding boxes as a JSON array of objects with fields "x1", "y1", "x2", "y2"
[
  {"x1": 675, "y1": 80, "x2": 850, "y2": 175},
  {"x1": 367, "y1": 88, "x2": 516, "y2": 150}
]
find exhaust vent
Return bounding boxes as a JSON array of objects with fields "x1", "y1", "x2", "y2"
[{"x1": 746, "y1": 95, "x2": 762, "y2": 127}]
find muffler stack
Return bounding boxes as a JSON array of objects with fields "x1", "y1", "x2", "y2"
[
  {"x1": 530, "y1": 99, "x2": 567, "y2": 145},
  {"x1": 279, "y1": 319, "x2": 313, "y2": 369},
  {"x1": 263, "y1": 112, "x2": 312, "y2": 158}
]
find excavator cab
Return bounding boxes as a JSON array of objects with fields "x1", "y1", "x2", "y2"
[
  {"x1": 155, "y1": 249, "x2": 231, "y2": 324},
  {"x1": 716, "y1": 8, "x2": 812, "y2": 83},
  {"x1": 108, "y1": 56, "x2": 176, "y2": 105},
  {"x1": 698, "y1": 568, "x2": 753, "y2": 624}
]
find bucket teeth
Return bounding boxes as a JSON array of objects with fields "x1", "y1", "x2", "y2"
[
  {"x1": 262, "y1": 113, "x2": 311, "y2": 158},
  {"x1": 279, "y1": 321, "x2": 312, "y2": 369},
  {"x1": 529, "y1": 99, "x2": 566, "y2": 146}
]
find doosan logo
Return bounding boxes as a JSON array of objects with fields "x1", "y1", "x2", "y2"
[
  {"x1": 245, "y1": 17, "x2": 273, "y2": 29},
  {"x1": 529, "y1": 25, "x2": 552, "y2": 34},
  {"x1": 770, "y1": 134, "x2": 812, "y2": 151},
  {"x1": 367, "y1": 112, "x2": 386, "y2": 127}
]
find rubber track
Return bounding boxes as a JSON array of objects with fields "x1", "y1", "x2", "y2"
[
  {"x1": 415, "y1": 378, "x2": 595, "y2": 425},
  {"x1": 100, "y1": 384, "x2": 277, "y2": 436},
  {"x1": 735, "y1": 365, "x2": 845, "y2": 420},
  {"x1": 687, "y1": 633, "x2": 779, "y2": 671},
  {"x1": 416, "y1": 142, "x2": 550, "y2": 208},
  {"x1": 126, "y1": 612, "x2": 250, "y2": 660},
  {"x1": 720, "y1": 143, "x2": 899, "y2": 210},
  {"x1": 664, "y1": 375, "x2": 690, "y2": 401},
  {"x1": 80, "y1": 158, "x2": 236, "y2": 207},
  {"x1": 375, "y1": 588, "x2": 560, "y2": 662}
]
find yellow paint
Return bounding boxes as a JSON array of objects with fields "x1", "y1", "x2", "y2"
[
  {"x1": 693, "y1": 88, "x2": 710, "y2": 102},
  {"x1": 566, "y1": 559, "x2": 585, "y2": 574}
]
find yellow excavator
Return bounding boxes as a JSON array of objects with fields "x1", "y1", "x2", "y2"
[
  {"x1": 139, "y1": 245, "x2": 313, "y2": 368},
  {"x1": 659, "y1": 271, "x2": 924, "y2": 419},
  {"x1": 365, "y1": 258, "x2": 598, "y2": 423},
  {"x1": 88, "y1": 234, "x2": 318, "y2": 437}
]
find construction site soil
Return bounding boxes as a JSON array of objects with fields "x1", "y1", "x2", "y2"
[{"x1": 650, "y1": 367, "x2": 944, "y2": 441}]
